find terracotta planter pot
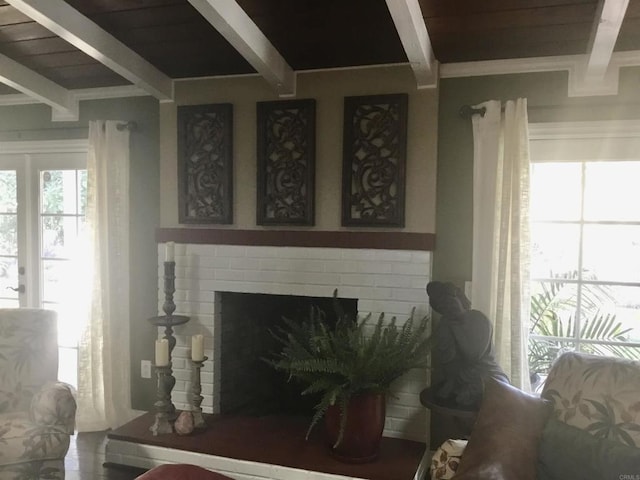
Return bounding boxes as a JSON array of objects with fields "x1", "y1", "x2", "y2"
[{"x1": 324, "y1": 392, "x2": 386, "y2": 463}]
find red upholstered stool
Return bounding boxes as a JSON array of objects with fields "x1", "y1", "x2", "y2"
[{"x1": 135, "y1": 464, "x2": 235, "y2": 480}]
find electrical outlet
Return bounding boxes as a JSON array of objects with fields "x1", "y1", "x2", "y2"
[{"x1": 141, "y1": 360, "x2": 152, "y2": 379}]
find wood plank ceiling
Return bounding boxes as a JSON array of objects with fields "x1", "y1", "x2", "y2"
[{"x1": 0, "y1": 0, "x2": 637, "y2": 99}]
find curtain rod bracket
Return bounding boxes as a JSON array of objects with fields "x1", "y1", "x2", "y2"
[
  {"x1": 116, "y1": 121, "x2": 137, "y2": 132},
  {"x1": 459, "y1": 105, "x2": 487, "y2": 118}
]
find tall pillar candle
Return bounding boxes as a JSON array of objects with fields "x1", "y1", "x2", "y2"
[
  {"x1": 165, "y1": 242, "x2": 175, "y2": 262},
  {"x1": 155, "y1": 339, "x2": 169, "y2": 366},
  {"x1": 191, "y1": 334, "x2": 204, "y2": 361}
]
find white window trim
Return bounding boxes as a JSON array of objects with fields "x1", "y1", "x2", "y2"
[
  {"x1": 0, "y1": 138, "x2": 88, "y2": 155},
  {"x1": 529, "y1": 120, "x2": 640, "y2": 163}
]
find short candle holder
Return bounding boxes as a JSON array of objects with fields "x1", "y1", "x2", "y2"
[
  {"x1": 150, "y1": 363, "x2": 174, "y2": 436},
  {"x1": 189, "y1": 356, "x2": 208, "y2": 429}
]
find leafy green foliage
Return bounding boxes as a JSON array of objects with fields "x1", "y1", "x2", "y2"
[
  {"x1": 266, "y1": 290, "x2": 431, "y2": 446},
  {"x1": 529, "y1": 274, "x2": 640, "y2": 380}
]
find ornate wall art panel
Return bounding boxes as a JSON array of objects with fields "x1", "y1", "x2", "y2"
[
  {"x1": 178, "y1": 103, "x2": 233, "y2": 224},
  {"x1": 341, "y1": 94, "x2": 408, "y2": 227},
  {"x1": 256, "y1": 99, "x2": 316, "y2": 225}
]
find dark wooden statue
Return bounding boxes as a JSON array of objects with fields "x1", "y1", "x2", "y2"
[{"x1": 426, "y1": 281, "x2": 509, "y2": 410}]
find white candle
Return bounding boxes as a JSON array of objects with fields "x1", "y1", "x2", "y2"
[
  {"x1": 165, "y1": 242, "x2": 175, "y2": 262},
  {"x1": 192, "y1": 334, "x2": 204, "y2": 361},
  {"x1": 155, "y1": 339, "x2": 169, "y2": 366}
]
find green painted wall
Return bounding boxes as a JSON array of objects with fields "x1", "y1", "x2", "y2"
[
  {"x1": 0, "y1": 97, "x2": 160, "y2": 411},
  {"x1": 433, "y1": 66, "x2": 640, "y2": 288}
]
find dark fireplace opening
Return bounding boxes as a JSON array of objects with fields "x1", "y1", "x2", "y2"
[{"x1": 219, "y1": 292, "x2": 358, "y2": 417}]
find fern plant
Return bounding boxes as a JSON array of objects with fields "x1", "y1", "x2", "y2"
[{"x1": 266, "y1": 290, "x2": 431, "y2": 447}]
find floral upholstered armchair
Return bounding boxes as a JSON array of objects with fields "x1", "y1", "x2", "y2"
[{"x1": 0, "y1": 309, "x2": 77, "y2": 480}]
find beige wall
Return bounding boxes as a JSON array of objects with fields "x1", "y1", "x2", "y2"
[{"x1": 160, "y1": 65, "x2": 438, "y2": 232}]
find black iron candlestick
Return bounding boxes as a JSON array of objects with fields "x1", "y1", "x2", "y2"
[
  {"x1": 148, "y1": 260, "x2": 190, "y2": 419},
  {"x1": 150, "y1": 363, "x2": 174, "y2": 435},
  {"x1": 189, "y1": 356, "x2": 208, "y2": 429}
]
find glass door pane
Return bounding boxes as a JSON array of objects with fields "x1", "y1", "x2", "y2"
[
  {"x1": 0, "y1": 169, "x2": 19, "y2": 307},
  {"x1": 39, "y1": 168, "x2": 87, "y2": 388}
]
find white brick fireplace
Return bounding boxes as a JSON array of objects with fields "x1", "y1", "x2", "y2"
[{"x1": 158, "y1": 242, "x2": 432, "y2": 443}]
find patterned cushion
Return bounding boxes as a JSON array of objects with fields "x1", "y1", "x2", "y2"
[
  {"x1": 0, "y1": 412, "x2": 71, "y2": 467},
  {"x1": 541, "y1": 352, "x2": 640, "y2": 448},
  {"x1": 30, "y1": 383, "x2": 76, "y2": 435},
  {"x1": 537, "y1": 418, "x2": 640, "y2": 480},
  {"x1": 0, "y1": 309, "x2": 58, "y2": 415},
  {"x1": 430, "y1": 439, "x2": 467, "y2": 479},
  {"x1": 0, "y1": 309, "x2": 73, "y2": 479},
  {"x1": 0, "y1": 459, "x2": 65, "y2": 480}
]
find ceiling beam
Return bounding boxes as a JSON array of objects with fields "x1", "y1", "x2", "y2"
[
  {"x1": 385, "y1": 0, "x2": 437, "y2": 88},
  {"x1": 0, "y1": 52, "x2": 77, "y2": 118},
  {"x1": 187, "y1": 0, "x2": 295, "y2": 96},
  {"x1": 585, "y1": 0, "x2": 630, "y2": 82},
  {"x1": 6, "y1": 0, "x2": 174, "y2": 101}
]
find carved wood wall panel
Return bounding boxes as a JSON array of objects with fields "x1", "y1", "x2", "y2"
[
  {"x1": 256, "y1": 99, "x2": 316, "y2": 225},
  {"x1": 341, "y1": 93, "x2": 408, "y2": 227},
  {"x1": 178, "y1": 103, "x2": 233, "y2": 224}
]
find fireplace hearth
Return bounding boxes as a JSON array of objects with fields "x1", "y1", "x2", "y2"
[{"x1": 106, "y1": 412, "x2": 429, "y2": 480}]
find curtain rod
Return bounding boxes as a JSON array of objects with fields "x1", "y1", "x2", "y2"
[{"x1": 459, "y1": 100, "x2": 640, "y2": 119}]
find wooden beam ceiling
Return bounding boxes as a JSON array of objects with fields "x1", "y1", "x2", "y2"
[
  {"x1": 5, "y1": 0, "x2": 174, "y2": 101},
  {"x1": 0, "y1": 0, "x2": 637, "y2": 109}
]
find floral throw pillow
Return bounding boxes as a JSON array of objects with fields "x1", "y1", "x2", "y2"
[
  {"x1": 541, "y1": 352, "x2": 640, "y2": 448},
  {"x1": 430, "y1": 439, "x2": 468, "y2": 479}
]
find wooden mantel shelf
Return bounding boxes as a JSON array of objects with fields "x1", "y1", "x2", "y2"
[{"x1": 156, "y1": 228, "x2": 435, "y2": 251}]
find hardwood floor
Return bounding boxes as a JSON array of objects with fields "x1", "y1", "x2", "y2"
[{"x1": 65, "y1": 431, "x2": 146, "y2": 480}]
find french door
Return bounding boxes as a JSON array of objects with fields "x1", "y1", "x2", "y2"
[{"x1": 0, "y1": 140, "x2": 88, "y2": 387}]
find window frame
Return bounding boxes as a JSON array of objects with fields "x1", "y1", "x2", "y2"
[{"x1": 528, "y1": 120, "x2": 640, "y2": 362}]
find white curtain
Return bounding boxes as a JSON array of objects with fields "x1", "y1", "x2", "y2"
[
  {"x1": 470, "y1": 99, "x2": 531, "y2": 391},
  {"x1": 76, "y1": 120, "x2": 137, "y2": 431}
]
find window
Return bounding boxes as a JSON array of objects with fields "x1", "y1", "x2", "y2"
[{"x1": 528, "y1": 122, "x2": 640, "y2": 386}]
